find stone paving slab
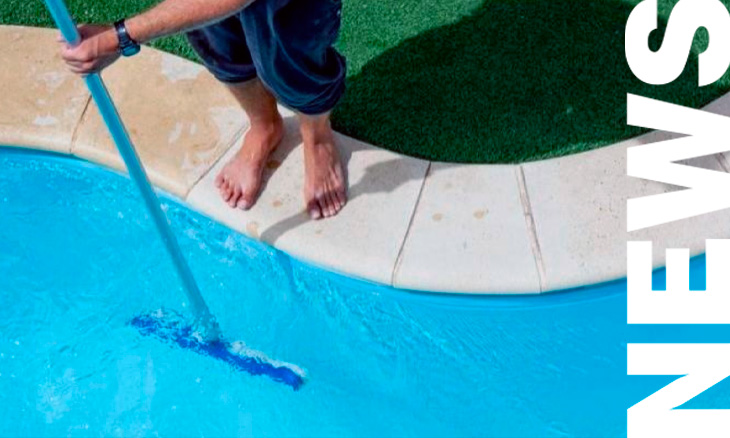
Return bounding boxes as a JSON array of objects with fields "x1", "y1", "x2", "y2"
[
  {"x1": 0, "y1": 26, "x2": 89, "y2": 153},
  {"x1": 6, "y1": 25, "x2": 730, "y2": 294},
  {"x1": 522, "y1": 129, "x2": 730, "y2": 292},
  {"x1": 186, "y1": 115, "x2": 429, "y2": 285},
  {"x1": 393, "y1": 163, "x2": 541, "y2": 293},
  {"x1": 71, "y1": 49, "x2": 246, "y2": 197}
]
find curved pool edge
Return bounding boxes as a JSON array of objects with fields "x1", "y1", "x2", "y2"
[{"x1": 3, "y1": 24, "x2": 730, "y2": 295}]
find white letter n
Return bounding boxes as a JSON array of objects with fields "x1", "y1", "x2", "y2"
[{"x1": 628, "y1": 344, "x2": 730, "y2": 438}]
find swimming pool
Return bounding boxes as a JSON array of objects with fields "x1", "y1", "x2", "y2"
[{"x1": 1, "y1": 147, "x2": 726, "y2": 437}]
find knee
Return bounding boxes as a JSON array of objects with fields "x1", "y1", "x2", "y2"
[
  {"x1": 258, "y1": 53, "x2": 346, "y2": 115},
  {"x1": 185, "y1": 19, "x2": 257, "y2": 84}
]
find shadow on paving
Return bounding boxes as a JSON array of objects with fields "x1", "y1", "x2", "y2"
[{"x1": 332, "y1": 0, "x2": 727, "y2": 163}]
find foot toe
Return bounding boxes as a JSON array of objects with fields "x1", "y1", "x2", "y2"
[
  {"x1": 326, "y1": 191, "x2": 338, "y2": 217},
  {"x1": 307, "y1": 199, "x2": 322, "y2": 220},
  {"x1": 317, "y1": 194, "x2": 331, "y2": 218},
  {"x1": 228, "y1": 186, "x2": 243, "y2": 208},
  {"x1": 221, "y1": 180, "x2": 234, "y2": 203},
  {"x1": 237, "y1": 191, "x2": 255, "y2": 210},
  {"x1": 335, "y1": 189, "x2": 347, "y2": 209}
]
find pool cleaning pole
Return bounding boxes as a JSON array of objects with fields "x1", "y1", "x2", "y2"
[{"x1": 44, "y1": 0, "x2": 220, "y2": 339}]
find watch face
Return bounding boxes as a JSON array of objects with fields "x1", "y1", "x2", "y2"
[{"x1": 122, "y1": 43, "x2": 141, "y2": 57}]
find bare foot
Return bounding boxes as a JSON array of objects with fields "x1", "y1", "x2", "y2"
[
  {"x1": 215, "y1": 116, "x2": 284, "y2": 210},
  {"x1": 301, "y1": 120, "x2": 347, "y2": 220}
]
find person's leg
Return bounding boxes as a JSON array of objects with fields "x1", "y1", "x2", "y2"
[
  {"x1": 242, "y1": 0, "x2": 347, "y2": 219},
  {"x1": 186, "y1": 16, "x2": 283, "y2": 209},
  {"x1": 216, "y1": 79, "x2": 283, "y2": 209},
  {"x1": 298, "y1": 112, "x2": 346, "y2": 219}
]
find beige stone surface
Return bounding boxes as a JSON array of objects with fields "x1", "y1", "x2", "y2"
[
  {"x1": 393, "y1": 163, "x2": 541, "y2": 293},
  {"x1": 0, "y1": 26, "x2": 90, "y2": 153},
  {"x1": 186, "y1": 115, "x2": 429, "y2": 285},
  {"x1": 522, "y1": 130, "x2": 730, "y2": 292},
  {"x1": 9, "y1": 25, "x2": 730, "y2": 294},
  {"x1": 72, "y1": 49, "x2": 246, "y2": 197}
]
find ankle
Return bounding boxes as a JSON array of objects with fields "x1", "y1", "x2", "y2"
[
  {"x1": 298, "y1": 112, "x2": 333, "y2": 144},
  {"x1": 301, "y1": 124, "x2": 334, "y2": 148},
  {"x1": 248, "y1": 112, "x2": 283, "y2": 132}
]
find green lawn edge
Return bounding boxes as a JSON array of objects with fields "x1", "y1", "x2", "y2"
[{"x1": 4, "y1": 0, "x2": 730, "y2": 163}]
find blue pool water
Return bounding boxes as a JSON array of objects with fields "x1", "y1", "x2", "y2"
[{"x1": 1, "y1": 147, "x2": 728, "y2": 437}]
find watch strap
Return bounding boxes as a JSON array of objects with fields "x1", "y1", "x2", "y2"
[{"x1": 114, "y1": 19, "x2": 140, "y2": 56}]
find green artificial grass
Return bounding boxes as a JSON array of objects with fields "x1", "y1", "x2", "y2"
[{"x1": 3, "y1": 0, "x2": 730, "y2": 163}]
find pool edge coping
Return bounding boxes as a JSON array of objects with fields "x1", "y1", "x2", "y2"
[{"x1": 3, "y1": 24, "x2": 729, "y2": 295}]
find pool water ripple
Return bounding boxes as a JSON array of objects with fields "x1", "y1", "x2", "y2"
[{"x1": 2, "y1": 148, "x2": 727, "y2": 437}]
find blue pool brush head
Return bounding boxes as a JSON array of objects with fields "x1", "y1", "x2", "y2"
[{"x1": 129, "y1": 309, "x2": 305, "y2": 390}]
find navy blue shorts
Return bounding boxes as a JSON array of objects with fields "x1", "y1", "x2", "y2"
[{"x1": 186, "y1": 0, "x2": 346, "y2": 115}]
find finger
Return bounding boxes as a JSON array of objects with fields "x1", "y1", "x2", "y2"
[
  {"x1": 67, "y1": 57, "x2": 98, "y2": 70},
  {"x1": 64, "y1": 59, "x2": 84, "y2": 68},
  {"x1": 69, "y1": 65, "x2": 90, "y2": 75},
  {"x1": 76, "y1": 24, "x2": 91, "y2": 36},
  {"x1": 60, "y1": 47, "x2": 74, "y2": 61},
  {"x1": 67, "y1": 62, "x2": 93, "y2": 74},
  {"x1": 72, "y1": 64, "x2": 98, "y2": 76},
  {"x1": 61, "y1": 48, "x2": 86, "y2": 63},
  {"x1": 66, "y1": 62, "x2": 86, "y2": 72},
  {"x1": 83, "y1": 61, "x2": 100, "y2": 73}
]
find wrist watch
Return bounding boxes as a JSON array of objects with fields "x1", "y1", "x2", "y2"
[{"x1": 113, "y1": 19, "x2": 141, "y2": 57}]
